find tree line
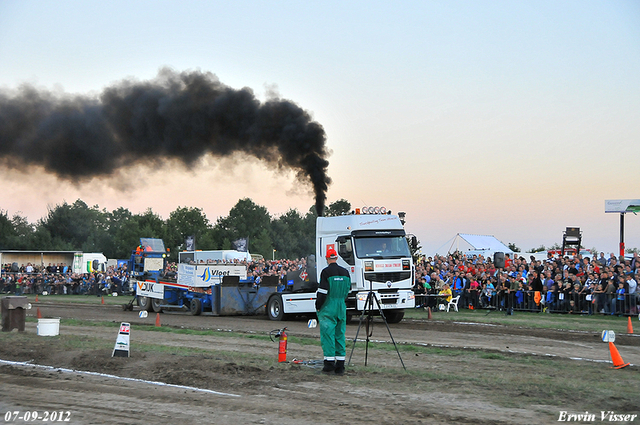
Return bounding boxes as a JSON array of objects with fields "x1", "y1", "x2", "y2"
[{"x1": 0, "y1": 198, "x2": 353, "y2": 261}]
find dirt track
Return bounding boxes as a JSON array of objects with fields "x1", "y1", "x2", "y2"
[
  {"x1": 26, "y1": 302, "x2": 640, "y2": 363},
  {"x1": 1, "y1": 302, "x2": 639, "y2": 424}
]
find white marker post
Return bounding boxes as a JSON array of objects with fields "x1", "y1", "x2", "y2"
[
  {"x1": 602, "y1": 330, "x2": 615, "y2": 343},
  {"x1": 112, "y1": 322, "x2": 131, "y2": 357}
]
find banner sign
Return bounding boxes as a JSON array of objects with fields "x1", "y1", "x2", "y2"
[
  {"x1": 232, "y1": 237, "x2": 248, "y2": 252},
  {"x1": 185, "y1": 235, "x2": 195, "y2": 251},
  {"x1": 605, "y1": 199, "x2": 640, "y2": 213},
  {"x1": 178, "y1": 264, "x2": 247, "y2": 287},
  {"x1": 136, "y1": 280, "x2": 164, "y2": 299},
  {"x1": 373, "y1": 260, "x2": 403, "y2": 271}
]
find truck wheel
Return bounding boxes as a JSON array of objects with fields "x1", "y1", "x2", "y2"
[
  {"x1": 138, "y1": 296, "x2": 152, "y2": 312},
  {"x1": 190, "y1": 298, "x2": 202, "y2": 316},
  {"x1": 385, "y1": 310, "x2": 404, "y2": 324},
  {"x1": 151, "y1": 298, "x2": 163, "y2": 313},
  {"x1": 267, "y1": 295, "x2": 285, "y2": 321}
]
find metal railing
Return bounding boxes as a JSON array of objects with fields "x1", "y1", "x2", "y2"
[{"x1": 416, "y1": 289, "x2": 638, "y2": 316}]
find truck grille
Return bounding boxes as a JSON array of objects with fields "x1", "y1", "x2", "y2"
[
  {"x1": 380, "y1": 297, "x2": 398, "y2": 305},
  {"x1": 364, "y1": 272, "x2": 411, "y2": 283}
]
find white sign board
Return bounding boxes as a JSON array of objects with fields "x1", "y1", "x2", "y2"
[
  {"x1": 135, "y1": 280, "x2": 164, "y2": 299},
  {"x1": 178, "y1": 264, "x2": 196, "y2": 287},
  {"x1": 112, "y1": 322, "x2": 131, "y2": 357},
  {"x1": 373, "y1": 260, "x2": 403, "y2": 272},
  {"x1": 605, "y1": 199, "x2": 640, "y2": 213},
  {"x1": 144, "y1": 257, "x2": 164, "y2": 272},
  {"x1": 178, "y1": 264, "x2": 247, "y2": 287}
]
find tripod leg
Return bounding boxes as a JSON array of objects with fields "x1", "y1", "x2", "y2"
[
  {"x1": 372, "y1": 295, "x2": 407, "y2": 371},
  {"x1": 348, "y1": 312, "x2": 366, "y2": 365},
  {"x1": 348, "y1": 291, "x2": 373, "y2": 365}
]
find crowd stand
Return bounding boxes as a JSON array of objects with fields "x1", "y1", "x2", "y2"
[
  {"x1": 1, "y1": 262, "x2": 131, "y2": 296},
  {"x1": 413, "y1": 251, "x2": 639, "y2": 316},
  {"x1": 0, "y1": 257, "x2": 309, "y2": 296},
  {"x1": 3, "y1": 251, "x2": 638, "y2": 317}
]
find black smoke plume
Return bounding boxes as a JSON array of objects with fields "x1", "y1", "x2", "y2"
[{"x1": 0, "y1": 68, "x2": 331, "y2": 215}]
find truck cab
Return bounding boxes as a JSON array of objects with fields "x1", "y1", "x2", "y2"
[
  {"x1": 316, "y1": 214, "x2": 415, "y2": 322},
  {"x1": 266, "y1": 210, "x2": 415, "y2": 323}
]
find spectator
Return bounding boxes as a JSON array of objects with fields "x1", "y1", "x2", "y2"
[
  {"x1": 438, "y1": 283, "x2": 452, "y2": 304},
  {"x1": 467, "y1": 275, "x2": 480, "y2": 309},
  {"x1": 615, "y1": 279, "x2": 626, "y2": 316},
  {"x1": 624, "y1": 274, "x2": 636, "y2": 315},
  {"x1": 480, "y1": 279, "x2": 494, "y2": 308},
  {"x1": 604, "y1": 278, "x2": 617, "y2": 314}
]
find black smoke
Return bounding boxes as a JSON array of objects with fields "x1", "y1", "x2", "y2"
[{"x1": 0, "y1": 68, "x2": 331, "y2": 215}]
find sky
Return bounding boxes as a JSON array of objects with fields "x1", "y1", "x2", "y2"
[{"x1": 0, "y1": 0, "x2": 639, "y2": 256}]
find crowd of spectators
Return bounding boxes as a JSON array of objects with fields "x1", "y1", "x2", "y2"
[
  {"x1": 183, "y1": 257, "x2": 308, "y2": 288},
  {"x1": 1, "y1": 262, "x2": 130, "y2": 296},
  {"x1": 413, "y1": 251, "x2": 639, "y2": 316},
  {"x1": 4, "y1": 250, "x2": 638, "y2": 316},
  {"x1": 0, "y1": 257, "x2": 309, "y2": 296}
]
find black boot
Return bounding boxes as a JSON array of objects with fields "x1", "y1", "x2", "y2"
[
  {"x1": 322, "y1": 360, "x2": 335, "y2": 373},
  {"x1": 334, "y1": 360, "x2": 345, "y2": 375}
]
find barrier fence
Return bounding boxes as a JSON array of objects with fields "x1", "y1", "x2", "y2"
[
  {"x1": 416, "y1": 289, "x2": 639, "y2": 316},
  {"x1": 5, "y1": 272, "x2": 640, "y2": 317}
]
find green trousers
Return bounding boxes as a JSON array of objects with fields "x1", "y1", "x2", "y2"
[{"x1": 318, "y1": 298, "x2": 346, "y2": 360}]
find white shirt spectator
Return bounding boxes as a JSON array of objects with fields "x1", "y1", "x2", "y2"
[{"x1": 626, "y1": 276, "x2": 637, "y2": 295}]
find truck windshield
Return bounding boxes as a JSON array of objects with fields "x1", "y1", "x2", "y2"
[{"x1": 353, "y1": 236, "x2": 411, "y2": 259}]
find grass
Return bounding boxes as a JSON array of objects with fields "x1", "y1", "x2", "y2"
[
  {"x1": 332, "y1": 344, "x2": 639, "y2": 412},
  {"x1": 24, "y1": 316, "x2": 320, "y2": 345},
  {"x1": 22, "y1": 294, "x2": 635, "y2": 335},
  {"x1": 19, "y1": 293, "x2": 134, "y2": 306},
  {"x1": 405, "y1": 307, "x2": 635, "y2": 334}
]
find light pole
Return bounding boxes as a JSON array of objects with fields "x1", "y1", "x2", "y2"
[{"x1": 272, "y1": 249, "x2": 276, "y2": 261}]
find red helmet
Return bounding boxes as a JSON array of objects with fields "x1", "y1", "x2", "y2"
[{"x1": 326, "y1": 248, "x2": 338, "y2": 259}]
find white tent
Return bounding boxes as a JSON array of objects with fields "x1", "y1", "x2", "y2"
[{"x1": 431, "y1": 233, "x2": 514, "y2": 258}]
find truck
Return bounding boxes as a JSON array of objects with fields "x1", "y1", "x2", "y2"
[
  {"x1": 266, "y1": 210, "x2": 415, "y2": 323},
  {"x1": 178, "y1": 250, "x2": 251, "y2": 264},
  {"x1": 127, "y1": 238, "x2": 276, "y2": 315},
  {"x1": 72, "y1": 252, "x2": 108, "y2": 273}
]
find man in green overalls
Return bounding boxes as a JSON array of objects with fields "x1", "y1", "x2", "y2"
[{"x1": 316, "y1": 247, "x2": 351, "y2": 375}]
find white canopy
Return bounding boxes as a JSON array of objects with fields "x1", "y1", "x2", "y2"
[{"x1": 431, "y1": 233, "x2": 514, "y2": 258}]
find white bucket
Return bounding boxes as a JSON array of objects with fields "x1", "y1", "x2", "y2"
[{"x1": 37, "y1": 318, "x2": 60, "y2": 336}]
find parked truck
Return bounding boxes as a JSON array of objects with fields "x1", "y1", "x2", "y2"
[
  {"x1": 266, "y1": 209, "x2": 415, "y2": 323},
  {"x1": 178, "y1": 249, "x2": 251, "y2": 264},
  {"x1": 127, "y1": 238, "x2": 276, "y2": 315},
  {"x1": 73, "y1": 252, "x2": 108, "y2": 273}
]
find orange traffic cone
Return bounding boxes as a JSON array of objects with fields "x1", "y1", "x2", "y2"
[
  {"x1": 101, "y1": 296, "x2": 104, "y2": 305},
  {"x1": 37, "y1": 308, "x2": 42, "y2": 319},
  {"x1": 155, "y1": 313, "x2": 161, "y2": 327},
  {"x1": 627, "y1": 316, "x2": 634, "y2": 334},
  {"x1": 427, "y1": 306, "x2": 432, "y2": 320},
  {"x1": 35, "y1": 294, "x2": 39, "y2": 302},
  {"x1": 609, "y1": 341, "x2": 630, "y2": 369}
]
